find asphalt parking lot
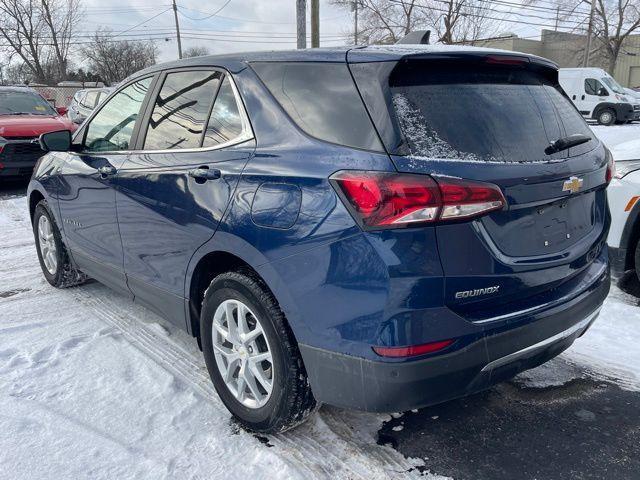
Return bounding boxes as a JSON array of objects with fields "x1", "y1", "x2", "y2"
[{"x1": 380, "y1": 362, "x2": 640, "y2": 479}]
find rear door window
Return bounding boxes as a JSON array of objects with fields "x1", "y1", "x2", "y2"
[
  {"x1": 202, "y1": 76, "x2": 244, "y2": 147},
  {"x1": 143, "y1": 70, "x2": 221, "y2": 150},
  {"x1": 385, "y1": 61, "x2": 593, "y2": 163},
  {"x1": 252, "y1": 62, "x2": 383, "y2": 151}
]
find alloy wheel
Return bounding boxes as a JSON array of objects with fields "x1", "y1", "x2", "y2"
[
  {"x1": 38, "y1": 215, "x2": 58, "y2": 275},
  {"x1": 211, "y1": 299, "x2": 274, "y2": 409}
]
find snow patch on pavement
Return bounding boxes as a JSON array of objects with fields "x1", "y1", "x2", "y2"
[{"x1": 0, "y1": 196, "x2": 433, "y2": 480}]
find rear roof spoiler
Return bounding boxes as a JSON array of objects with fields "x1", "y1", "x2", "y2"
[{"x1": 396, "y1": 30, "x2": 431, "y2": 45}]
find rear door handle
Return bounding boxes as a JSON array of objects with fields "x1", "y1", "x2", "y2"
[
  {"x1": 188, "y1": 167, "x2": 221, "y2": 181},
  {"x1": 98, "y1": 165, "x2": 117, "y2": 177}
]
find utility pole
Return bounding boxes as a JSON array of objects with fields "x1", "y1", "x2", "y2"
[
  {"x1": 353, "y1": 0, "x2": 359, "y2": 45},
  {"x1": 582, "y1": 0, "x2": 595, "y2": 67},
  {"x1": 296, "y1": 0, "x2": 307, "y2": 49},
  {"x1": 311, "y1": 0, "x2": 319, "y2": 48},
  {"x1": 172, "y1": 0, "x2": 183, "y2": 59},
  {"x1": 554, "y1": 6, "x2": 559, "y2": 31}
]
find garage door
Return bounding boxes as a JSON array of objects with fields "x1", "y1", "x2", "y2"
[{"x1": 630, "y1": 66, "x2": 640, "y2": 89}]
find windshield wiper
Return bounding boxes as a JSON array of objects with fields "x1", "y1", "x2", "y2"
[{"x1": 545, "y1": 134, "x2": 592, "y2": 155}]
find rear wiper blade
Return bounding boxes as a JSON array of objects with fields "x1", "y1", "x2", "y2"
[{"x1": 545, "y1": 134, "x2": 591, "y2": 155}]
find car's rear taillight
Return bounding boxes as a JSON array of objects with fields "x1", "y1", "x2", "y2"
[
  {"x1": 330, "y1": 171, "x2": 506, "y2": 229},
  {"x1": 605, "y1": 147, "x2": 616, "y2": 184},
  {"x1": 438, "y1": 177, "x2": 506, "y2": 220}
]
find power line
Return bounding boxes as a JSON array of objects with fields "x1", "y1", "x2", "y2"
[{"x1": 177, "y1": 0, "x2": 233, "y2": 21}]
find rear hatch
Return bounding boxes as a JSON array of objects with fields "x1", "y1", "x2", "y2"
[{"x1": 348, "y1": 49, "x2": 610, "y2": 322}]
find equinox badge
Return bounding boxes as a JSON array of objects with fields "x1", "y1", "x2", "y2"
[
  {"x1": 562, "y1": 176, "x2": 584, "y2": 194},
  {"x1": 455, "y1": 286, "x2": 500, "y2": 299}
]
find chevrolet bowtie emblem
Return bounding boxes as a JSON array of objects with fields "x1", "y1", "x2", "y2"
[{"x1": 562, "y1": 176, "x2": 584, "y2": 194}]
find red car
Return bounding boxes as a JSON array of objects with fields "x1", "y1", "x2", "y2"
[{"x1": 0, "y1": 86, "x2": 76, "y2": 178}]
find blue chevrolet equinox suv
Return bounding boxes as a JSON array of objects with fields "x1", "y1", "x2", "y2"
[{"x1": 28, "y1": 46, "x2": 612, "y2": 433}]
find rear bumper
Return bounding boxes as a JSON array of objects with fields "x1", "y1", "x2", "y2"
[{"x1": 300, "y1": 265, "x2": 610, "y2": 413}]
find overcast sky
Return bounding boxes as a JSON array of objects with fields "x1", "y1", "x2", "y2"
[{"x1": 78, "y1": 0, "x2": 354, "y2": 64}]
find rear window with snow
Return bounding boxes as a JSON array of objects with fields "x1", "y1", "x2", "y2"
[{"x1": 386, "y1": 61, "x2": 594, "y2": 162}]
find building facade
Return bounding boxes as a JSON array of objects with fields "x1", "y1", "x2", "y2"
[{"x1": 480, "y1": 30, "x2": 640, "y2": 88}]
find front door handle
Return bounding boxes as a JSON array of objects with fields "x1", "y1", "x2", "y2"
[
  {"x1": 188, "y1": 167, "x2": 221, "y2": 181},
  {"x1": 98, "y1": 165, "x2": 117, "y2": 177}
]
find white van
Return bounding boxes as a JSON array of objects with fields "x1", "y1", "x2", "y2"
[{"x1": 559, "y1": 67, "x2": 640, "y2": 125}]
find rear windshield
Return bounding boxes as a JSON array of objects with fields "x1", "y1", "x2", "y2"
[{"x1": 384, "y1": 61, "x2": 594, "y2": 162}]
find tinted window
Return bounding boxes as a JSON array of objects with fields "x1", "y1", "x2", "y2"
[
  {"x1": 387, "y1": 61, "x2": 590, "y2": 163},
  {"x1": 84, "y1": 77, "x2": 152, "y2": 152},
  {"x1": 203, "y1": 76, "x2": 243, "y2": 147},
  {"x1": 0, "y1": 91, "x2": 57, "y2": 116},
  {"x1": 252, "y1": 62, "x2": 383, "y2": 151},
  {"x1": 144, "y1": 70, "x2": 221, "y2": 150},
  {"x1": 585, "y1": 78, "x2": 607, "y2": 96}
]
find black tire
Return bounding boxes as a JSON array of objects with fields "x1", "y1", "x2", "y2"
[
  {"x1": 597, "y1": 108, "x2": 616, "y2": 126},
  {"x1": 200, "y1": 270, "x2": 317, "y2": 433},
  {"x1": 635, "y1": 241, "x2": 640, "y2": 285},
  {"x1": 32, "y1": 200, "x2": 86, "y2": 288}
]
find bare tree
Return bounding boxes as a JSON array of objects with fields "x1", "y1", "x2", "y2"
[
  {"x1": 424, "y1": 0, "x2": 500, "y2": 43},
  {"x1": 183, "y1": 46, "x2": 211, "y2": 58},
  {"x1": 332, "y1": 0, "x2": 499, "y2": 45},
  {"x1": 0, "y1": 0, "x2": 82, "y2": 83},
  {"x1": 331, "y1": 0, "x2": 428, "y2": 44},
  {"x1": 82, "y1": 29, "x2": 158, "y2": 85},
  {"x1": 592, "y1": 0, "x2": 640, "y2": 74},
  {"x1": 530, "y1": 0, "x2": 640, "y2": 74}
]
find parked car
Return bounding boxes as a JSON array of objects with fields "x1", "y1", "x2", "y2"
[
  {"x1": 0, "y1": 86, "x2": 76, "y2": 178},
  {"x1": 67, "y1": 87, "x2": 112, "y2": 125},
  {"x1": 28, "y1": 46, "x2": 612, "y2": 433},
  {"x1": 607, "y1": 138, "x2": 640, "y2": 283},
  {"x1": 559, "y1": 67, "x2": 640, "y2": 125}
]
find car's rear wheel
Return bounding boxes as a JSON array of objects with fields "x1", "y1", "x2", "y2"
[
  {"x1": 597, "y1": 108, "x2": 616, "y2": 126},
  {"x1": 201, "y1": 270, "x2": 316, "y2": 433},
  {"x1": 33, "y1": 200, "x2": 86, "y2": 288}
]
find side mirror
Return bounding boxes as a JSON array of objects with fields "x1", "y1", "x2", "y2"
[
  {"x1": 39, "y1": 130, "x2": 72, "y2": 152},
  {"x1": 598, "y1": 88, "x2": 609, "y2": 96},
  {"x1": 56, "y1": 106, "x2": 69, "y2": 116}
]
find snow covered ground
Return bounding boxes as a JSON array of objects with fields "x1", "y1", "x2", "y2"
[
  {"x1": 1, "y1": 123, "x2": 639, "y2": 480},
  {"x1": 0, "y1": 197, "x2": 432, "y2": 480}
]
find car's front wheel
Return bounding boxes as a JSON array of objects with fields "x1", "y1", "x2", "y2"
[
  {"x1": 201, "y1": 270, "x2": 316, "y2": 433},
  {"x1": 33, "y1": 200, "x2": 86, "y2": 288},
  {"x1": 597, "y1": 108, "x2": 616, "y2": 126}
]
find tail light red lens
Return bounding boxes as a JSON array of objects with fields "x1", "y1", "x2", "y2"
[
  {"x1": 438, "y1": 177, "x2": 506, "y2": 220},
  {"x1": 605, "y1": 148, "x2": 616, "y2": 184},
  {"x1": 373, "y1": 339, "x2": 455, "y2": 358},
  {"x1": 331, "y1": 171, "x2": 506, "y2": 229},
  {"x1": 331, "y1": 171, "x2": 441, "y2": 227}
]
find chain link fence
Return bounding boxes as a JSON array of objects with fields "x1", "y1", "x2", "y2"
[{"x1": 30, "y1": 85, "x2": 81, "y2": 108}]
